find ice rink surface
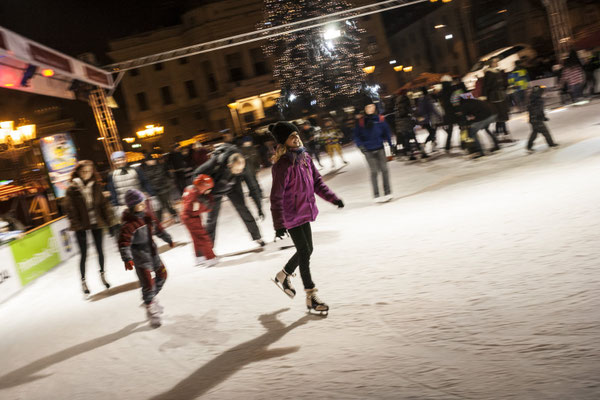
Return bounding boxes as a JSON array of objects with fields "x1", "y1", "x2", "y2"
[{"x1": 1, "y1": 101, "x2": 600, "y2": 399}]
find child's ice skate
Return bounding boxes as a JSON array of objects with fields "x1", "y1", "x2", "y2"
[
  {"x1": 272, "y1": 269, "x2": 296, "y2": 298},
  {"x1": 146, "y1": 300, "x2": 162, "y2": 328},
  {"x1": 100, "y1": 272, "x2": 110, "y2": 289},
  {"x1": 305, "y1": 288, "x2": 328, "y2": 315}
]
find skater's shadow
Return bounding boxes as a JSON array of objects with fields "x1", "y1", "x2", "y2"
[
  {"x1": 88, "y1": 281, "x2": 140, "y2": 302},
  {"x1": 150, "y1": 308, "x2": 320, "y2": 400},
  {"x1": 157, "y1": 241, "x2": 189, "y2": 254},
  {"x1": 0, "y1": 321, "x2": 151, "y2": 390}
]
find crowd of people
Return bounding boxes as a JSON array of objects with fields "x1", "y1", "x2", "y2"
[{"x1": 60, "y1": 49, "x2": 598, "y2": 328}]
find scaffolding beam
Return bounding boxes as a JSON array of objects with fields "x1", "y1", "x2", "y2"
[
  {"x1": 89, "y1": 88, "x2": 123, "y2": 167},
  {"x1": 104, "y1": 0, "x2": 428, "y2": 72},
  {"x1": 542, "y1": 0, "x2": 573, "y2": 60}
]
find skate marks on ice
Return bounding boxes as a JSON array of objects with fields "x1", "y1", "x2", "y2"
[
  {"x1": 87, "y1": 281, "x2": 141, "y2": 302},
  {"x1": 0, "y1": 322, "x2": 152, "y2": 390},
  {"x1": 149, "y1": 308, "x2": 323, "y2": 400},
  {"x1": 157, "y1": 241, "x2": 189, "y2": 254}
]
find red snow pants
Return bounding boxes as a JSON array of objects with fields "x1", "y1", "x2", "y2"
[{"x1": 183, "y1": 217, "x2": 216, "y2": 259}]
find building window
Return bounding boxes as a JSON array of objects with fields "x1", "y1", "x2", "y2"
[
  {"x1": 250, "y1": 48, "x2": 269, "y2": 76},
  {"x1": 194, "y1": 111, "x2": 203, "y2": 120},
  {"x1": 367, "y1": 36, "x2": 378, "y2": 54},
  {"x1": 243, "y1": 113, "x2": 255, "y2": 123},
  {"x1": 226, "y1": 53, "x2": 245, "y2": 82},
  {"x1": 136, "y1": 92, "x2": 149, "y2": 111},
  {"x1": 179, "y1": 57, "x2": 188, "y2": 65},
  {"x1": 169, "y1": 118, "x2": 179, "y2": 126},
  {"x1": 130, "y1": 69, "x2": 139, "y2": 77},
  {"x1": 154, "y1": 63, "x2": 163, "y2": 71},
  {"x1": 185, "y1": 80, "x2": 198, "y2": 99},
  {"x1": 202, "y1": 61, "x2": 218, "y2": 92},
  {"x1": 160, "y1": 86, "x2": 173, "y2": 105}
]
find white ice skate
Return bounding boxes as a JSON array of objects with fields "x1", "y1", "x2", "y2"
[
  {"x1": 196, "y1": 256, "x2": 218, "y2": 268},
  {"x1": 146, "y1": 300, "x2": 162, "y2": 328},
  {"x1": 381, "y1": 194, "x2": 393, "y2": 203},
  {"x1": 272, "y1": 269, "x2": 296, "y2": 298},
  {"x1": 305, "y1": 288, "x2": 329, "y2": 315}
]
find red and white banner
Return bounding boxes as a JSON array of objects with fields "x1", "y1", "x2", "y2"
[{"x1": 0, "y1": 25, "x2": 114, "y2": 99}]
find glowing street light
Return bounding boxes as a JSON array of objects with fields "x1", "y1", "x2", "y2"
[
  {"x1": 445, "y1": 34, "x2": 454, "y2": 40},
  {"x1": 389, "y1": 60, "x2": 397, "y2": 65},
  {"x1": 41, "y1": 69, "x2": 55, "y2": 77},
  {"x1": 136, "y1": 124, "x2": 164, "y2": 139},
  {"x1": 393, "y1": 65, "x2": 404, "y2": 72},
  {"x1": 434, "y1": 24, "x2": 446, "y2": 29},
  {"x1": 403, "y1": 66, "x2": 413, "y2": 72},
  {"x1": 227, "y1": 102, "x2": 239, "y2": 109},
  {"x1": 323, "y1": 27, "x2": 341, "y2": 40},
  {"x1": 362, "y1": 65, "x2": 375, "y2": 74}
]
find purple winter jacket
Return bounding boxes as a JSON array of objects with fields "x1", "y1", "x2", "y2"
[{"x1": 270, "y1": 149, "x2": 339, "y2": 230}]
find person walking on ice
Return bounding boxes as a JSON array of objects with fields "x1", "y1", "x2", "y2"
[
  {"x1": 527, "y1": 85, "x2": 558, "y2": 152},
  {"x1": 118, "y1": 189, "x2": 174, "y2": 328},
  {"x1": 181, "y1": 174, "x2": 218, "y2": 267},
  {"x1": 269, "y1": 122, "x2": 344, "y2": 314}
]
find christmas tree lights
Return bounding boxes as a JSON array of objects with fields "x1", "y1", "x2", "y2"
[{"x1": 261, "y1": 0, "x2": 367, "y2": 114}]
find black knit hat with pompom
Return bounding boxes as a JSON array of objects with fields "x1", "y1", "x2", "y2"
[{"x1": 268, "y1": 121, "x2": 299, "y2": 145}]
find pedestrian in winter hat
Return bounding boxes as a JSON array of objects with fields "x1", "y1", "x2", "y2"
[
  {"x1": 125, "y1": 189, "x2": 145, "y2": 209},
  {"x1": 270, "y1": 121, "x2": 344, "y2": 314}
]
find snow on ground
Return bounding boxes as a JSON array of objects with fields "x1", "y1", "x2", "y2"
[{"x1": 1, "y1": 101, "x2": 600, "y2": 400}]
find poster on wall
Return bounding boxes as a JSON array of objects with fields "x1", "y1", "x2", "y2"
[
  {"x1": 39, "y1": 133, "x2": 78, "y2": 198},
  {"x1": 10, "y1": 225, "x2": 61, "y2": 286}
]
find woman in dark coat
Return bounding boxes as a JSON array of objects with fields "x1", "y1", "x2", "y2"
[
  {"x1": 65, "y1": 160, "x2": 114, "y2": 295},
  {"x1": 483, "y1": 58, "x2": 511, "y2": 137}
]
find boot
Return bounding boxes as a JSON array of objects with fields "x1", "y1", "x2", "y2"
[
  {"x1": 100, "y1": 272, "x2": 110, "y2": 289},
  {"x1": 81, "y1": 279, "x2": 90, "y2": 295},
  {"x1": 273, "y1": 269, "x2": 296, "y2": 298},
  {"x1": 305, "y1": 288, "x2": 329, "y2": 314}
]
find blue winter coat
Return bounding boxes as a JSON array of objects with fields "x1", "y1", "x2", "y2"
[{"x1": 353, "y1": 115, "x2": 393, "y2": 152}]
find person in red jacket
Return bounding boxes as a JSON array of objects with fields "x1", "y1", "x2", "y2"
[{"x1": 182, "y1": 174, "x2": 218, "y2": 267}]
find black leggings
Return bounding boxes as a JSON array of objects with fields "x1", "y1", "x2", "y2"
[
  {"x1": 75, "y1": 228, "x2": 104, "y2": 279},
  {"x1": 284, "y1": 222, "x2": 315, "y2": 290}
]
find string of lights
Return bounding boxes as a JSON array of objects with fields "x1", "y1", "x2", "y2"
[{"x1": 262, "y1": 0, "x2": 368, "y2": 111}]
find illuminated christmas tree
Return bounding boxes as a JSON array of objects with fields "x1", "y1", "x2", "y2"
[{"x1": 262, "y1": 0, "x2": 367, "y2": 115}]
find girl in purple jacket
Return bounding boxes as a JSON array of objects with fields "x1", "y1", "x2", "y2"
[{"x1": 269, "y1": 122, "x2": 344, "y2": 314}]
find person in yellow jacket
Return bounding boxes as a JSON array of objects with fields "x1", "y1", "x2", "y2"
[{"x1": 321, "y1": 118, "x2": 348, "y2": 168}]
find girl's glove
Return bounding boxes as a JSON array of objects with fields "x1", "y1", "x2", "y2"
[
  {"x1": 275, "y1": 228, "x2": 288, "y2": 241},
  {"x1": 334, "y1": 199, "x2": 345, "y2": 208}
]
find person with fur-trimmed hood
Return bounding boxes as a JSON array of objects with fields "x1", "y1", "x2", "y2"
[
  {"x1": 118, "y1": 189, "x2": 173, "y2": 328},
  {"x1": 527, "y1": 86, "x2": 558, "y2": 152}
]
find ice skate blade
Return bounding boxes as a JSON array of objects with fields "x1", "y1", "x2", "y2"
[
  {"x1": 271, "y1": 278, "x2": 295, "y2": 299},
  {"x1": 306, "y1": 308, "x2": 328, "y2": 317}
]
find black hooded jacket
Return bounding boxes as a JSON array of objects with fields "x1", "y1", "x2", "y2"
[
  {"x1": 528, "y1": 87, "x2": 546, "y2": 123},
  {"x1": 193, "y1": 144, "x2": 262, "y2": 210}
]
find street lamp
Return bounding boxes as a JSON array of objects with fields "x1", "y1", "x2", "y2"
[
  {"x1": 393, "y1": 65, "x2": 404, "y2": 72},
  {"x1": 136, "y1": 124, "x2": 164, "y2": 139},
  {"x1": 403, "y1": 66, "x2": 413, "y2": 72},
  {"x1": 362, "y1": 66, "x2": 375, "y2": 74}
]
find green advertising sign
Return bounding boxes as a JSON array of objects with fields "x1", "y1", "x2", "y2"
[{"x1": 10, "y1": 226, "x2": 61, "y2": 286}]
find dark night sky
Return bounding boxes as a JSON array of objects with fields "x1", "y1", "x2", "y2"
[
  {"x1": 0, "y1": 0, "x2": 199, "y2": 63},
  {"x1": 0, "y1": 0, "x2": 436, "y2": 63}
]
